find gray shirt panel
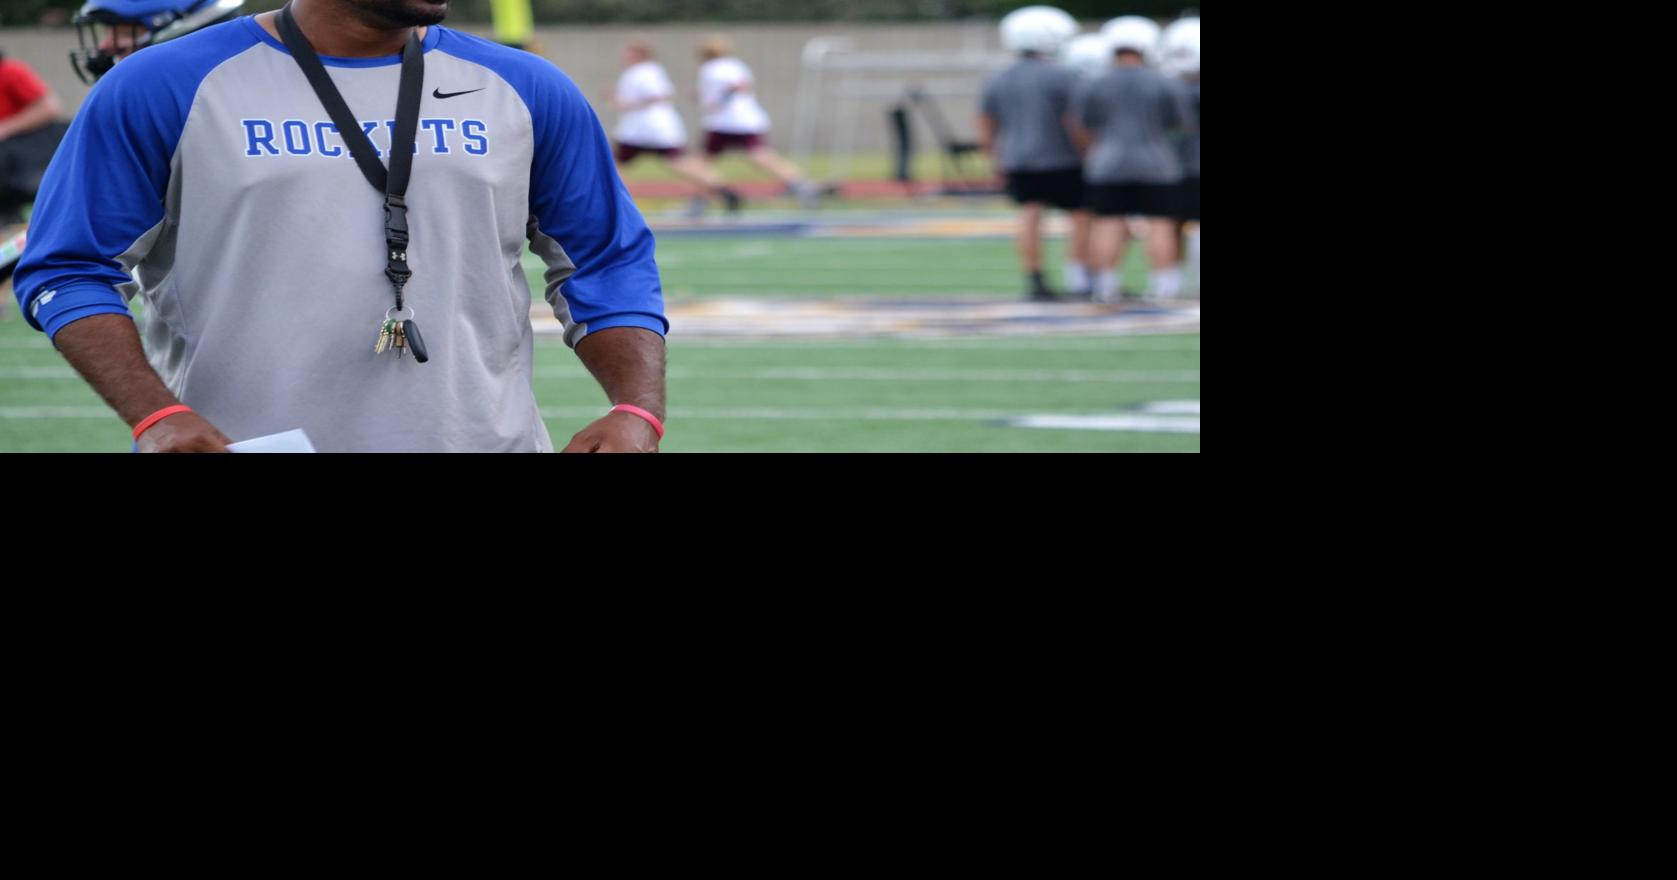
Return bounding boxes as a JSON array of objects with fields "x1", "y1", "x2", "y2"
[
  {"x1": 979, "y1": 59, "x2": 1082, "y2": 174},
  {"x1": 1182, "y1": 78, "x2": 1199, "y2": 177},
  {"x1": 1075, "y1": 66, "x2": 1190, "y2": 185}
]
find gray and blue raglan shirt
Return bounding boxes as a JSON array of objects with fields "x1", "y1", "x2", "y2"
[
  {"x1": 980, "y1": 58, "x2": 1082, "y2": 174},
  {"x1": 14, "y1": 17, "x2": 666, "y2": 452},
  {"x1": 1074, "y1": 66, "x2": 1193, "y2": 185}
]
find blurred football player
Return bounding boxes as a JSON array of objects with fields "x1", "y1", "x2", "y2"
[
  {"x1": 1075, "y1": 16, "x2": 1191, "y2": 302},
  {"x1": 980, "y1": 6, "x2": 1081, "y2": 302},
  {"x1": 1058, "y1": 31, "x2": 1111, "y2": 300},
  {"x1": 1160, "y1": 16, "x2": 1200, "y2": 296}
]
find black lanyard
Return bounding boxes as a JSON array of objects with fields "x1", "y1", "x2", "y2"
[{"x1": 276, "y1": 3, "x2": 424, "y2": 314}]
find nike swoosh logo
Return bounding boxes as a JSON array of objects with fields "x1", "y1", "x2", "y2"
[{"x1": 433, "y1": 88, "x2": 486, "y2": 100}]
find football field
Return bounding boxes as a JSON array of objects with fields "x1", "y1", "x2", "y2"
[{"x1": 0, "y1": 208, "x2": 1200, "y2": 453}]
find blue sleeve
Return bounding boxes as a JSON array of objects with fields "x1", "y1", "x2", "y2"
[
  {"x1": 525, "y1": 65, "x2": 666, "y2": 346},
  {"x1": 437, "y1": 33, "x2": 666, "y2": 347},
  {"x1": 12, "y1": 30, "x2": 238, "y2": 343}
]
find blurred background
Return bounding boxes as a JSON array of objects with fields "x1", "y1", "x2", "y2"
[{"x1": 1, "y1": 1, "x2": 1200, "y2": 452}]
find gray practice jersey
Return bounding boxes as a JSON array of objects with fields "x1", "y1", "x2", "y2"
[
  {"x1": 16, "y1": 18, "x2": 666, "y2": 452},
  {"x1": 1075, "y1": 66, "x2": 1193, "y2": 185},
  {"x1": 980, "y1": 58, "x2": 1082, "y2": 173},
  {"x1": 1182, "y1": 78, "x2": 1200, "y2": 178}
]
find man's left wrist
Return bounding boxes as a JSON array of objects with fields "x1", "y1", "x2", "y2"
[{"x1": 610, "y1": 404, "x2": 665, "y2": 439}]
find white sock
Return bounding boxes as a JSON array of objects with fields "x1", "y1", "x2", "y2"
[
  {"x1": 1093, "y1": 271, "x2": 1120, "y2": 303},
  {"x1": 1185, "y1": 227, "x2": 1200, "y2": 295},
  {"x1": 1148, "y1": 268, "x2": 1183, "y2": 301},
  {"x1": 1062, "y1": 262, "x2": 1090, "y2": 293}
]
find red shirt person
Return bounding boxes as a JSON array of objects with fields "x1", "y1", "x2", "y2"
[
  {"x1": 0, "y1": 53, "x2": 62, "y2": 141},
  {"x1": 2, "y1": 52, "x2": 67, "y2": 228}
]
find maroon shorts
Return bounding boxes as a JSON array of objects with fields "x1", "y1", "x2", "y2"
[
  {"x1": 615, "y1": 142, "x2": 685, "y2": 164},
  {"x1": 704, "y1": 131, "x2": 766, "y2": 157}
]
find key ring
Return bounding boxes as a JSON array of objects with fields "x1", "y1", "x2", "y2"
[{"x1": 386, "y1": 306, "x2": 416, "y2": 324}]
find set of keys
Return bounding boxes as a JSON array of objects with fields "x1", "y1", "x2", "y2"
[
  {"x1": 373, "y1": 309, "x2": 429, "y2": 363},
  {"x1": 374, "y1": 318, "x2": 407, "y2": 356}
]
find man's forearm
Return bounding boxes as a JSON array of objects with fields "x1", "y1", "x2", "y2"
[
  {"x1": 1065, "y1": 114, "x2": 1092, "y2": 155},
  {"x1": 54, "y1": 314, "x2": 183, "y2": 428},
  {"x1": 0, "y1": 95, "x2": 62, "y2": 142},
  {"x1": 574, "y1": 326, "x2": 667, "y2": 421}
]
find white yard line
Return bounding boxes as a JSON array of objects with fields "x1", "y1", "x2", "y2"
[
  {"x1": 0, "y1": 407, "x2": 112, "y2": 419},
  {"x1": 0, "y1": 366, "x2": 76, "y2": 379},
  {"x1": 6, "y1": 405, "x2": 1202, "y2": 423},
  {"x1": 538, "y1": 406, "x2": 1191, "y2": 425},
  {"x1": 3, "y1": 366, "x2": 1196, "y2": 383},
  {"x1": 533, "y1": 367, "x2": 1198, "y2": 383}
]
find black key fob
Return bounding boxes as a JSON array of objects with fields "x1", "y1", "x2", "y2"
[{"x1": 403, "y1": 319, "x2": 429, "y2": 364}]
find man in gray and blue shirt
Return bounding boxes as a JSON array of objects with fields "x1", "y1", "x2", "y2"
[
  {"x1": 16, "y1": 0, "x2": 668, "y2": 452},
  {"x1": 980, "y1": 7, "x2": 1085, "y2": 302}
]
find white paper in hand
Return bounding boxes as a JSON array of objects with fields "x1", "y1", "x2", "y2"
[{"x1": 228, "y1": 429, "x2": 318, "y2": 453}]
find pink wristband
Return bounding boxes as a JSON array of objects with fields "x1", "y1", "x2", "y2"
[
  {"x1": 133, "y1": 405, "x2": 194, "y2": 440},
  {"x1": 611, "y1": 404, "x2": 665, "y2": 439}
]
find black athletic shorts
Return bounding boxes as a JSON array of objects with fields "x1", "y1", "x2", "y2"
[
  {"x1": 1178, "y1": 177, "x2": 1200, "y2": 222},
  {"x1": 1087, "y1": 182, "x2": 1181, "y2": 219},
  {"x1": 0, "y1": 121, "x2": 69, "y2": 207},
  {"x1": 1006, "y1": 169, "x2": 1086, "y2": 211}
]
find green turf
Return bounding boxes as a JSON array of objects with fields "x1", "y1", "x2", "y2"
[
  {"x1": 538, "y1": 335, "x2": 1199, "y2": 452},
  {"x1": 3, "y1": 229, "x2": 1196, "y2": 453},
  {"x1": 0, "y1": 320, "x2": 1198, "y2": 452}
]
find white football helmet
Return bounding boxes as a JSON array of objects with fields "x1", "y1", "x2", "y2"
[
  {"x1": 1160, "y1": 17, "x2": 1200, "y2": 77},
  {"x1": 1061, "y1": 33, "x2": 1113, "y2": 77},
  {"x1": 1000, "y1": 6, "x2": 1080, "y2": 55},
  {"x1": 1101, "y1": 16, "x2": 1163, "y2": 62}
]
